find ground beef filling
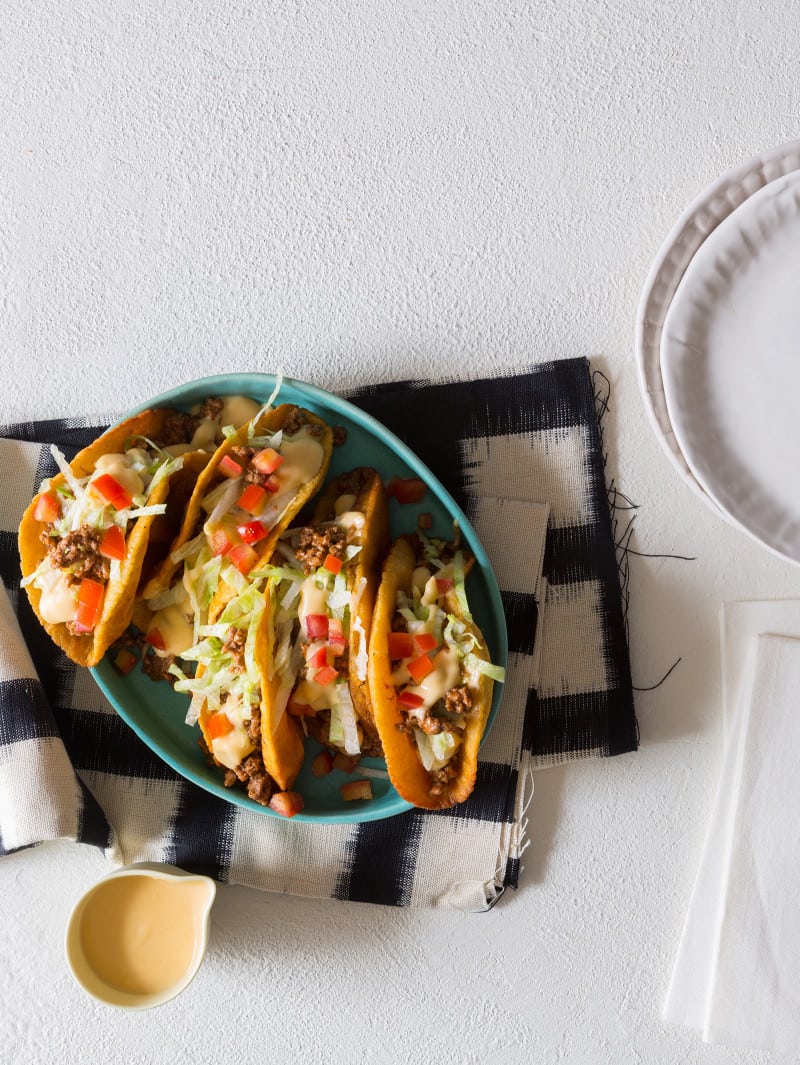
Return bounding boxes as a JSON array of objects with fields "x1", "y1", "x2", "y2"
[
  {"x1": 223, "y1": 626, "x2": 247, "y2": 674},
  {"x1": 429, "y1": 758, "x2": 461, "y2": 797},
  {"x1": 395, "y1": 684, "x2": 473, "y2": 795},
  {"x1": 281, "y1": 406, "x2": 306, "y2": 436},
  {"x1": 198, "y1": 396, "x2": 224, "y2": 420},
  {"x1": 294, "y1": 523, "x2": 347, "y2": 574},
  {"x1": 225, "y1": 444, "x2": 275, "y2": 490},
  {"x1": 48, "y1": 524, "x2": 110, "y2": 586},
  {"x1": 224, "y1": 750, "x2": 273, "y2": 806},
  {"x1": 156, "y1": 410, "x2": 200, "y2": 448},
  {"x1": 141, "y1": 649, "x2": 177, "y2": 684},
  {"x1": 444, "y1": 685, "x2": 473, "y2": 716}
]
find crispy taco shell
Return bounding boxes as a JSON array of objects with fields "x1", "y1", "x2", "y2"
[
  {"x1": 18, "y1": 409, "x2": 204, "y2": 668},
  {"x1": 143, "y1": 403, "x2": 333, "y2": 603},
  {"x1": 178, "y1": 405, "x2": 333, "y2": 796},
  {"x1": 310, "y1": 467, "x2": 389, "y2": 748},
  {"x1": 197, "y1": 577, "x2": 305, "y2": 795},
  {"x1": 368, "y1": 535, "x2": 494, "y2": 810}
]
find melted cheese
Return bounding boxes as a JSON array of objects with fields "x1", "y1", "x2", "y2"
[
  {"x1": 79, "y1": 875, "x2": 210, "y2": 997},
  {"x1": 148, "y1": 604, "x2": 194, "y2": 656},
  {"x1": 219, "y1": 395, "x2": 261, "y2": 428},
  {"x1": 298, "y1": 576, "x2": 329, "y2": 629},
  {"x1": 209, "y1": 697, "x2": 256, "y2": 770},
  {"x1": 334, "y1": 493, "x2": 357, "y2": 515},
  {"x1": 90, "y1": 453, "x2": 145, "y2": 502},
  {"x1": 38, "y1": 567, "x2": 76, "y2": 624},
  {"x1": 293, "y1": 676, "x2": 334, "y2": 711},
  {"x1": 394, "y1": 646, "x2": 462, "y2": 714},
  {"x1": 336, "y1": 511, "x2": 365, "y2": 537}
]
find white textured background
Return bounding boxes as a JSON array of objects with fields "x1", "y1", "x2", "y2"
[{"x1": 3, "y1": 3, "x2": 800, "y2": 1063}]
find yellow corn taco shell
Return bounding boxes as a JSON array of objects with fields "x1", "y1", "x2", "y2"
[
  {"x1": 167, "y1": 405, "x2": 333, "y2": 797},
  {"x1": 196, "y1": 577, "x2": 305, "y2": 796},
  {"x1": 18, "y1": 409, "x2": 203, "y2": 668},
  {"x1": 142, "y1": 403, "x2": 333, "y2": 603},
  {"x1": 311, "y1": 467, "x2": 389, "y2": 747},
  {"x1": 368, "y1": 535, "x2": 495, "y2": 810}
]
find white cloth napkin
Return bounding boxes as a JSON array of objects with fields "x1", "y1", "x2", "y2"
[{"x1": 664, "y1": 601, "x2": 800, "y2": 1051}]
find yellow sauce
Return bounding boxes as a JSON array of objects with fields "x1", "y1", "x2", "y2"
[
  {"x1": 148, "y1": 603, "x2": 195, "y2": 656},
  {"x1": 79, "y1": 875, "x2": 209, "y2": 997},
  {"x1": 90, "y1": 453, "x2": 145, "y2": 502},
  {"x1": 38, "y1": 567, "x2": 76, "y2": 624}
]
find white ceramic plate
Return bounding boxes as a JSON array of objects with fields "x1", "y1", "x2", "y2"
[
  {"x1": 660, "y1": 171, "x2": 800, "y2": 564},
  {"x1": 635, "y1": 139, "x2": 800, "y2": 501}
]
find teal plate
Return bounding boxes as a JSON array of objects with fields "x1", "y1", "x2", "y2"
[{"x1": 90, "y1": 374, "x2": 508, "y2": 824}]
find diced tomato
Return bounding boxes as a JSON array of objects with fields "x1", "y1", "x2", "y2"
[
  {"x1": 237, "y1": 484, "x2": 267, "y2": 515},
  {"x1": 209, "y1": 527, "x2": 234, "y2": 557},
  {"x1": 333, "y1": 752, "x2": 361, "y2": 774},
  {"x1": 73, "y1": 578, "x2": 105, "y2": 632},
  {"x1": 91, "y1": 473, "x2": 133, "y2": 511},
  {"x1": 328, "y1": 617, "x2": 346, "y2": 654},
  {"x1": 309, "y1": 646, "x2": 329, "y2": 669},
  {"x1": 407, "y1": 653, "x2": 435, "y2": 683},
  {"x1": 313, "y1": 665, "x2": 338, "y2": 686},
  {"x1": 305, "y1": 614, "x2": 329, "y2": 640},
  {"x1": 386, "y1": 476, "x2": 427, "y2": 504},
  {"x1": 145, "y1": 628, "x2": 166, "y2": 651},
  {"x1": 435, "y1": 577, "x2": 454, "y2": 593},
  {"x1": 112, "y1": 647, "x2": 138, "y2": 675},
  {"x1": 263, "y1": 474, "x2": 280, "y2": 494},
  {"x1": 99, "y1": 524, "x2": 126, "y2": 561},
  {"x1": 397, "y1": 689, "x2": 424, "y2": 709},
  {"x1": 237, "y1": 520, "x2": 269, "y2": 544},
  {"x1": 323, "y1": 553, "x2": 342, "y2": 575},
  {"x1": 387, "y1": 631, "x2": 414, "y2": 660},
  {"x1": 417, "y1": 512, "x2": 433, "y2": 530},
  {"x1": 311, "y1": 750, "x2": 334, "y2": 777},
  {"x1": 413, "y1": 632, "x2": 438, "y2": 653},
  {"x1": 252, "y1": 448, "x2": 284, "y2": 475},
  {"x1": 340, "y1": 780, "x2": 373, "y2": 802},
  {"x1": 288, "y1": 700, "x2": 316, "y2": 718},
  {"x1": 207, "y1": 712, "x2": 233, "y2": 740},
  {"x1": 228, "y1": 542, "x2": 258, "y2": 575},
  {"x1": 218, "y1": 454, "x2": 244, "y2": 479},
  {"x1": 269, "y1": 791, "x2": 305, "y2": 818},
  {"x1": 34, "y1": 491, "x2": 60, "y2": 523}
]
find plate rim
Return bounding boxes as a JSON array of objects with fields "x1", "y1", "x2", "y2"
[
  {"x1": 659, "y1": 171, "x2": 800, "y2": 565},
  {"x1": 90, "y1": 372, "x2": 509, "y2": 823},
  {"x1": 635, "y1": 138, "x2": 800, "y2": 501}
]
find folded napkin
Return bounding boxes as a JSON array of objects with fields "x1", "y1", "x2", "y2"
[
  {"x1": 665, "y1": 601, "x2": 800, "y2": 1049},
  {"x1": 0, "y1": 358, "x2": 637, "y2": 909}
]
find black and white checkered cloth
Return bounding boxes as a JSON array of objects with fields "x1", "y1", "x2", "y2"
[{"x1": 0, "y1": 359, "x2": 636, "y2": 910}]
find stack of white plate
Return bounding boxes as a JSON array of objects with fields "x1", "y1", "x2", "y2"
[{"x1": 636, "y1": 140, "x2": 800, "y2": 566}]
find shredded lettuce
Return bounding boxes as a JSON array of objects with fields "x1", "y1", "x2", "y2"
[
  {"x1": 416, "y1": 729, "x2": 460, "y2": 772},
  {"x1": 463, "y1": 653, "x2": 506, "y2": 683},
  {"x1": 452, "y1": 549, "x2": 472, "y2": 621},
  {"x1": 247, "y1": 372, "x2": 283, "y2": 440},
  {"x1": 329, "y1": 681, "x2": 360, "y2": 755}
]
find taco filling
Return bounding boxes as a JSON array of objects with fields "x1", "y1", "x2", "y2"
[
  {"x1": 169, "y1": 576, "x2": 276, "y2": 805},
  {"x1": 261, "y1": 468, "x2": 388, "y2": 760},
  {"x1": 140, "y1": 405, "x2": 334, "y2": 801},
  {"x1": 368, "y1": 534, "x2": 505, "y2": 809},
  {"x1": 25, "y1": 443, "x2": 185, "y2": 630}
]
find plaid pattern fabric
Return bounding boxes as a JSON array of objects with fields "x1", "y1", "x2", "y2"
[{"x1": 0, "y1": 358, "x2": 636, "y2": 909}]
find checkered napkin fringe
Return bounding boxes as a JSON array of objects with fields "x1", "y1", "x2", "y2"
[{"x1": 0, "y1": 359, "x2": 636, "y2": 910}]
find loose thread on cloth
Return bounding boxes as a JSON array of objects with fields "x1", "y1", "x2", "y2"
[{"x1": 592, "y1": 369, "x2": 693, "y2": 694}]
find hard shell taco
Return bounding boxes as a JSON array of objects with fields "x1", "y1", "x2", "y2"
[
  {"x1": 264, "y1": 467, "x2": 390, "y2": 762},
  {"x1": 367, "y1": 533, "x2": 505, "y2": 810},
  {"x1": 17, "y1": 406, "x2": 226, "y2": 668},
  {"x1": 152, "y1": 404, "x2": 335, "y2": 802}
]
